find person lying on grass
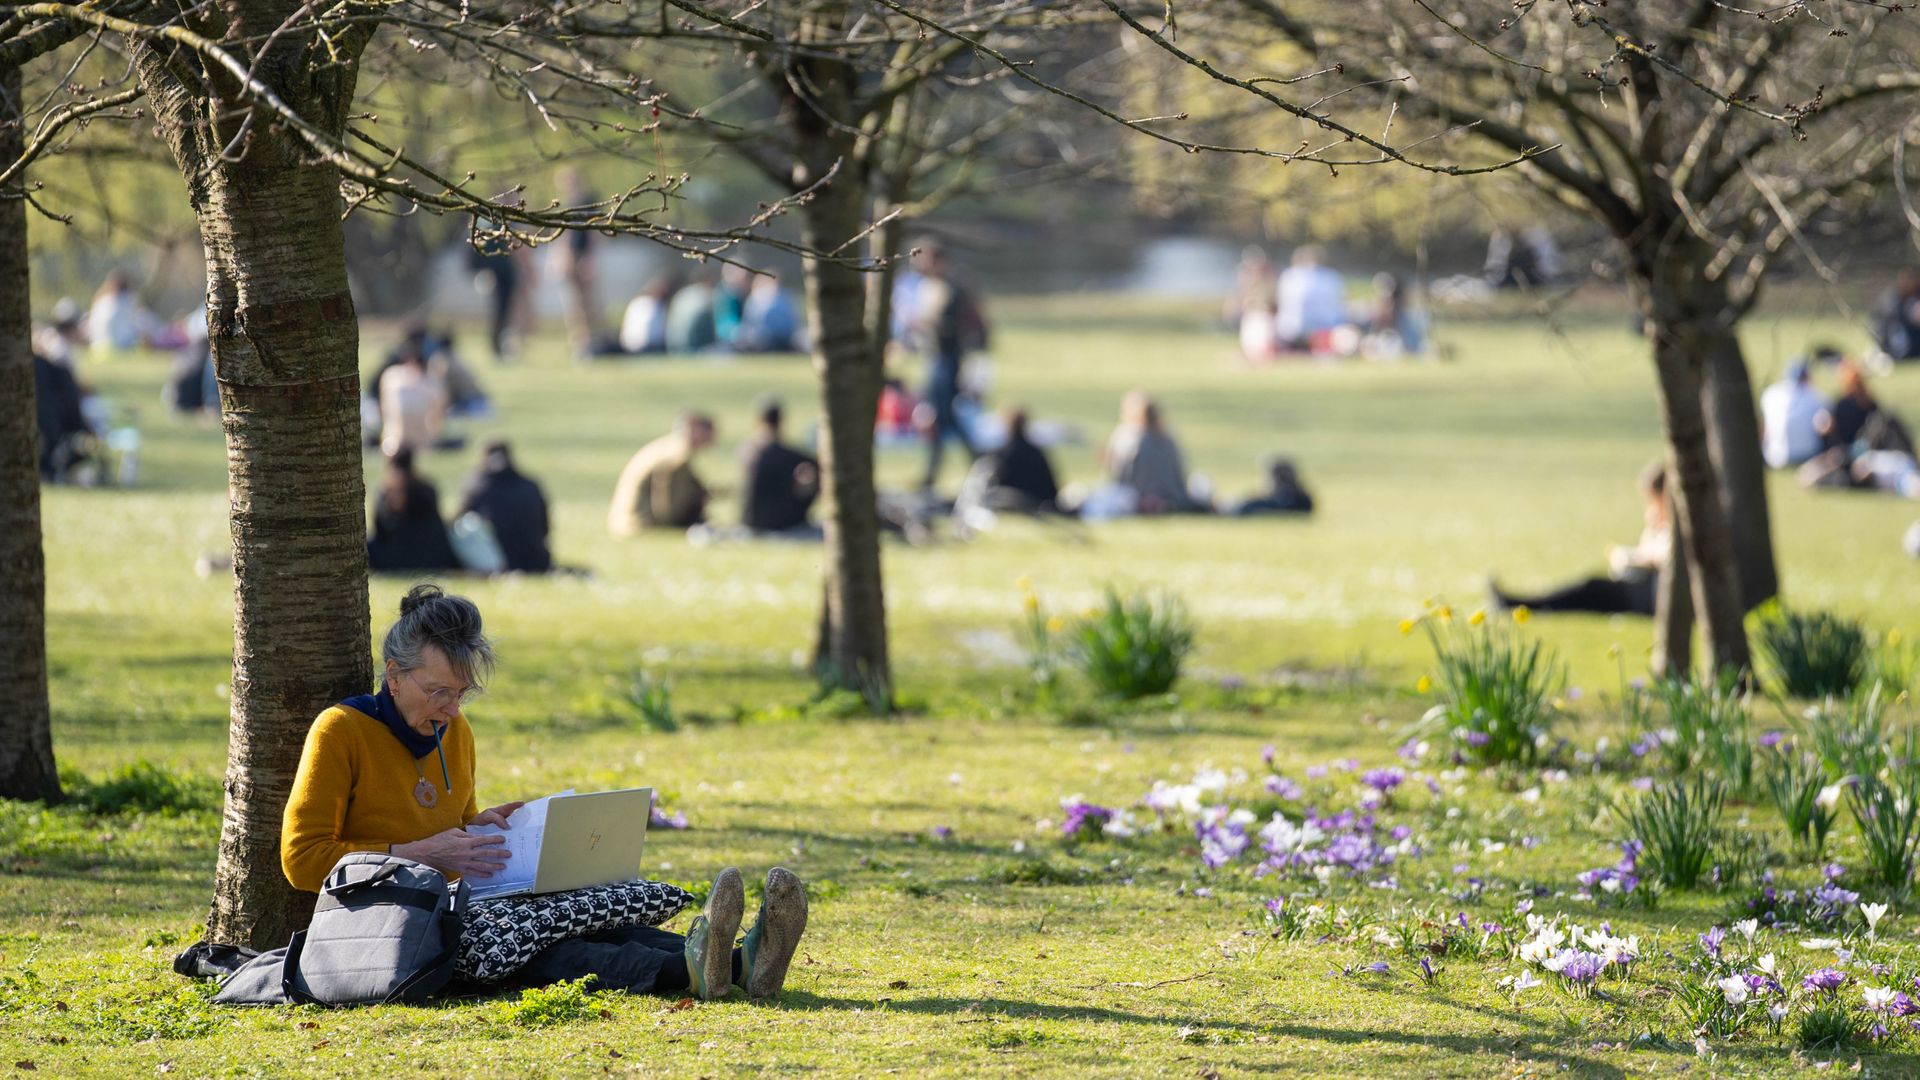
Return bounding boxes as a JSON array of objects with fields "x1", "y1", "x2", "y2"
[{"x1": 281, "y1": 583, "x2": 806, "y2": 1000}]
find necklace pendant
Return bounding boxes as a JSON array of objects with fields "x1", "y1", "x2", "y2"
[{"x1": 414, "y1": 777, "x2": 438, "y2": 809}]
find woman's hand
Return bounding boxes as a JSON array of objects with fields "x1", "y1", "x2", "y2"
[
  {"x1": 469, "y1": 801, "x2": 527, "y2": 829},
  {"x1": 391, "y1": 827, "x2": 510, "y2": 879}
]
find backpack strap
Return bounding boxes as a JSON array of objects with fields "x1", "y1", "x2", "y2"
[
  {"x1": 314, "y1": 884, "x2": 446, "y2": 916},
  {"x1": 378, "y1": 896, "x2": 465, "y2": 1004},
  {"x1": 280, "y1": 930, "x2": 323, "y2": 1007},
  {"x1": 322, "y1": 862, "x2": 402, "y2": 895}
]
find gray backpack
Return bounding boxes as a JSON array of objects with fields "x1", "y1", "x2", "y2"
[{"x1": 214, "y1": 853, "x2": 465, "y2": 1006}]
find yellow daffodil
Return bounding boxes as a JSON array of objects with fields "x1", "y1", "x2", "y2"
[
  {"x1": 1607, "y1": 643, "x2": 1622, "y2": 659},
  {"x1": 1513, "y1": 606, "x2": 1532, "y2": 625},
  {"x1": 1416, "y1": 674, "x2": 1432, "y2": 694},
  {"x1": 1469, "y1": 609, "x2": 1486, "y2": 627},
  {"x1": 1422, "y1": 596, "x2": 1437, "y2": 610},
  {"x1": 1015, "y1": 575, "x2": 1033, "y2": 593},
  {"x1": 1891, "y1": 628, "x2": 1905, "y2": 648},
  {"x1": 1398, "y1": 618, "x2": 1417, "y2": 636},
  {"x1": 1436, "y1": 606, "x2": 1453, "y2": 623},
  {"x1": 1023, "y1": 593, "x2": 1040, "y2": 614},
  {"x1": 1046, "y1": 615, "x2": 1065, "y2": 634}
]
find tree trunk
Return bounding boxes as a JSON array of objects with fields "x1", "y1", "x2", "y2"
[
  {"x1": 1651, "y1": 492, "x2": 1694, "y2": 680},
  {"x1": 1702, "y1": 329, "x2": 1778, "y2": 611},
  {"x1": 1646, "y1": 309, "x2": 1752, "y2": 677},
  {"x1": 790, "y1": 57, "x2": 891, "y2": 707},
  {"x1": 0, "y1": 62, "x2": 62, "y2": 804},
  {"x1": 138, "y1": 25, "x2": 373, "y2": 949}
]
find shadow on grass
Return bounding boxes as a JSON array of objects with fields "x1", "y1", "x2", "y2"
[{"x1": 778, "y1": 992, "x2": 1634, "y2": 1075}]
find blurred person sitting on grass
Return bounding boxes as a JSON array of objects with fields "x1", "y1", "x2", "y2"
[
  {"x1": 1228, "y1": 457, "x2": 1314, "y2": 516},
  {"x1": 956, "y1": 407, "x2": 1063, "y2": 518},
  {"x1": 455, "y1": 439, "x2": 552, "y2": 573},
  {"x1": 1098, "y1": 390, "x2": 1208, "y2": 516},
  {"x1": 367, "y1": 447, "x2": 460, "y2": 574},
  {"x1": 1489, "y1": 461, "x2": 1669, "y2": 617},
  {"x1": 282, "y1": 585, "x2": 810, "y2": 1000},
  {"x1": 609, "y1": 411, "x2": 716, "y2": 534},
  {"x1": 378, "y1": 345, "x2": 450, "y2": 458},
  {"x1": 739, "y1": 397, "x2": 820, "y2": 535}
]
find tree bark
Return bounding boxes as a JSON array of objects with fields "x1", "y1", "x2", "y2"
[
  {"x1": 137, "y1": 22, "x2": 373, "y2": 949},
  {"x1": 1651, "y1": 491, "x2": 1694, "y2": 680},
  {"x1": 0, "y1": 61, "x2": 62, "y2": 804},
  {"x1": 789, "y1": 55, "x2": 891, "y2": 707},
  {"x1": 1645, "y1": 303, "x2": 1752, "y2": 677},
  {"x1": 1702, "y1": 329, "x2": 1778, "y2": 611}
]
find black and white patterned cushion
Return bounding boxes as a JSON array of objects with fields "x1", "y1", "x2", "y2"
[{"x1": 456, "y1": 880, "x2": 693, "y2": 983}]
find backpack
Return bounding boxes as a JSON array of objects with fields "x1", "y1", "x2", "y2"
[{"x1": 213, "y1": 853, "x2": 465, "y2": 1006}]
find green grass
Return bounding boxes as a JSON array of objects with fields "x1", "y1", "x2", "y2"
[{"x1": 11, "y1": 293, "x2": 1920, "y2": 1075}]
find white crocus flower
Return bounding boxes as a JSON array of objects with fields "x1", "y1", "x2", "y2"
[
  {"x1": 1863, "y1": 902, "x2": 1890, "y2": 936},
  {"x1": 1512, "y1": 971, "x2": 1542, "y2": 993},
  {"x1": 1718, "y1": 975, "x2": 1750, "y2": 1006},
  {"x1": 1735, "y1": 919, "x2": 1759, "y2": 944},
  {"x1": 1768, "y1": 1003, "x2": 1789, "y2": 1023},
  {"x1": 1865, "y1": 986, "x2": 1897, "y2": 1012},
  {"x1": 1816, "y1": 783, "x2": 1846, "y2": 811},
  {"x1": 1755, "y1": 953, "x2": 1778, "y2": 976}
]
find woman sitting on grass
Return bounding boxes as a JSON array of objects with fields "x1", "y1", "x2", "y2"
[
  {"x1": 281, "y1": 584, "x2": 808, "y2": 1000},
  {"x1": 1489, "y1": 461, "x2": 1669, "y2": 617}
]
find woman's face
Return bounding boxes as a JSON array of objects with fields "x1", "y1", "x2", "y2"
[{"x1": 385, "y1": 644, "x2": 470, "y2": 735}]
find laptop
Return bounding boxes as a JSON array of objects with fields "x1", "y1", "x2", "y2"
[{"x1": 465, "y1": 786, "x2": 653, "y2": 901}]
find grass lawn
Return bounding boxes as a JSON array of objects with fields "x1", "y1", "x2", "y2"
[{"x1": 8, "y1": 292, "x2": 1920, "y2": 1076}]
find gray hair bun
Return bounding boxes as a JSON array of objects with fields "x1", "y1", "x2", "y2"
[{"x1": 384, "y1": 584, "x2": 494, "y2": 688}]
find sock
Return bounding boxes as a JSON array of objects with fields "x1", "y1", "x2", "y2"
[{"x1": 655, "y1": 955, "x2": 692, "y2": 993}]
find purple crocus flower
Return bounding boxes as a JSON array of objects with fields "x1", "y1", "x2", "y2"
[
  {"x1": 1804, "y1": 968, "x2": 1848, "y2": 993},
  {"x1": 1700, "y1": 926, "x2": 1726, "y2": 957},
  {"x1": 1362, "y1": 767, "x2": 1406, "y2": 794},
  {"x1": 1265, "y1": 775, "x2": 1303, "y2": 800},
  {"x1": 1464, "y1": 731, "x2": 1491, "y2": 747},
  {"x1": 1059, "y1": 800, "x2": 1115, "y2": 838},
  {"x1": 1261, "y1": 744, "x2": 1278, "y2": 766},
  {"x1": 1758, "y1": 730, "x2": 1788, "y2": 748},
  {"x1": 1265, "y1": 896, "x2": 1287, "y2": 918},
  {"x1": 1556, "y1": 951, "x2": 1606, "y2": 984},
  {"x1": 1364, "y1": 961, "x2": 1390, "y2": 974},
  {"x1": 931, "y1": 825, "x2": 954, "y2": 841},
  {"x1": 650, "y1": 806, "x2": 690, "y2": 830},
  {"x1": 1305, "y1": 765, "x2": 1329, "y2": 779}
]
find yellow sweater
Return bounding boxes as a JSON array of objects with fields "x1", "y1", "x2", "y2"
[{"x1": 280, "y1": 703, "x2": 478, "y2": 893}]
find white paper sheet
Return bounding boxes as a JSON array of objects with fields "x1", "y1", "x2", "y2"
[{"x1": 464, "y1": 788, "x2": 574, "y2": 900}]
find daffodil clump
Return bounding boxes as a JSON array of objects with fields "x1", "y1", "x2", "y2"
[
  {"x1": 1016, "y1": 579, "x2": 1194, "y2": 701},
  {"x1": 1407, "y1": 601, "x2": 1564, "y2": 766}
]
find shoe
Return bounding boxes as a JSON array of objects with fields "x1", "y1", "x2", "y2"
[
  {"x1": 739, "y1": 867, "x2": 808, "y2": 1000},
  {"x1": 685, "y1": 867, "x2": 743, "y2": 1000}
]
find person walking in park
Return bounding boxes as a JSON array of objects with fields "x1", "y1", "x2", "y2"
[
  {"x1": 909, "y1": 242, "x2": 988, "y2": 492},
  {"x1": 553, "y1": 168, "x2": 605, "y2": 359},
  {"x1": 281, "y1": 586, "x2": 810, "y2": 999},
  {"x1": 609, "y1": 412, "x2": 717, "y2": 534},
  {"x1": 455, "y1": 440, "x2": 553, "y2": 573}
]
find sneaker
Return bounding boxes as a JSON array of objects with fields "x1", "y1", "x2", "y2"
[
  {"x1": 739, "y1": 867, "x2": 808, "y2": 1000},
  {"x1": 685, "y1": 867, "x2": 743, "y2": 1000}
]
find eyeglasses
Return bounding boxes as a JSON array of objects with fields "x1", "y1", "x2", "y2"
[{"x1": 400, "y1": 668, "x2": 481, "y2": 710}]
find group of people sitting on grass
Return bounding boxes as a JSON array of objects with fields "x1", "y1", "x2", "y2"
[
  {"x1": 603, "y1": 389, "x2": 1316, "y2": 541},
  {"x1": 1227, "y1": 246, "x2": 1430, "y2": 364},
  {"x1": 612, "y1": 264, "x2": 804, "y2": 357},
  {"x1": 368, "y1": 439, "x2": 553, "y2": 575},
  {"x1": 1757, "y1": 348, "x2": 1920, "y2": 498}
]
